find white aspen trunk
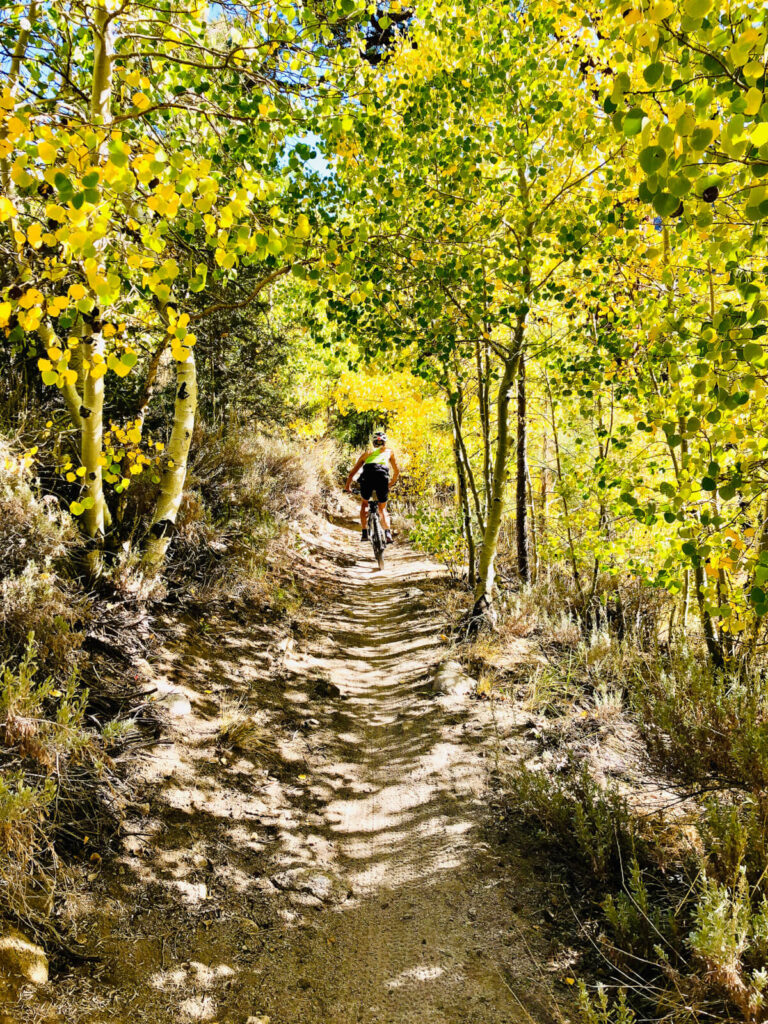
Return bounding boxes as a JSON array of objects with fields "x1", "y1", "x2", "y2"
[
  {"x1": 75, "y1": 1, "x2": 114, "y2": 566},
  {"x1": 81, "y1": 331, "x2": 107, "y2": 541},
  {"x1": 142, "y1": 352, "x2": 198, "y2": 569},
  {"x1": 91, "y1": 4, "x2": 114, "y2": 127},
  {"x1": 472, "y1": 336, "x2": 523, "y2": 622}
]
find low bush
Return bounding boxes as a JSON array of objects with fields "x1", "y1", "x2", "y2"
[
  {"x1": 0, "y1": 440, "x2": 90, "y2": 678},
  {"x1": 633, "y1": 652, "x2": 768, "y2": 793},
  {"x1": 409, "y1": 503, "x2": 465, "y2": 576}
]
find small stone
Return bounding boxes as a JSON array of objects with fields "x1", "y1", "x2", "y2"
[
  {"x1": 467, "y1": 907, "x2": 477, "y2": 921},
  {"x1": 430, "y1": 661, "x2": 475, "y2": 697},
  {"x1": 311, "y1": 680, "x2": 341, "y2": 700},
  {"x1": 162, "y1": 691, "x2": 192, "y2": 717},
  {"x1": 0, "y1": 927, "x2": 49, "y2": 986}
]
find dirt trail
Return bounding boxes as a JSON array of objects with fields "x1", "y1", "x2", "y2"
[{"x1": 21, "y1": 509, "x2": 572, "y2": 1024}]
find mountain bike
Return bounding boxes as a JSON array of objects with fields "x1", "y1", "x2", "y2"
[{"x1": 367, "y1": 497, "x2": 386, "y2": 570}]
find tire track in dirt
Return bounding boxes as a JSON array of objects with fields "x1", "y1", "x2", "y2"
[{"x1": 23, "y1": 508, "x2": 572, "y2": 1024}]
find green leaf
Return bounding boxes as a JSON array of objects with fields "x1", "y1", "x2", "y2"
[
  {"x1": 69, "y1": 500, "x2": 84, "y2": 516},
  {"x1": 691, "y1": 127, "x2": 713, "y2": 151},
  {"x1": 623, "y1": 108, "x2": 645, "y2": 137},
  {"x1": 108, "y1": 140, "x2": 130, "y2": 167},
  {"x1": 639, "y1": 145, "x2": 666, "y2": 174},
  {"x1": 684, "y1": 0, "x2": 712, "y2": 15},
  {"x1": 643, "y1": 63, "x2": 664, "y2": 86},
  {"x1": 81, "y1": 171, "x2": 99, "y2": 188},
  {"x1": 41, "y1": 370, "x2": 59, "y2": 386},
  {"x1": 54, "y1": 172, "x2": 72, "y2": 195},
  {"x1": 653, "y1": 192, "x2": 680, "y2": 216}
]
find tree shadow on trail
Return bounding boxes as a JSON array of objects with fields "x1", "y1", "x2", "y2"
[{"x1": 48, "y1": 518, "x2": 571, "y2": 1024}]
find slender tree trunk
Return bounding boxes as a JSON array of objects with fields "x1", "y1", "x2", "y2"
[
  {"x1": 449, "y1": 401, "x2": 476, "y2": 587},
  {"x1": 472, "y1": 327, "x2": 523, "y2": 621},
  {"x1": 143, "y1": 352, "x2": 198, "y2": 569},
  {"x1": 81, "y1": 331, "x2": 107, "y2": 543},
  {"x1": 91, "y1": 4, "x2": 115, "y2": 128},
  {"x1": 453, "y1": 407, "x2": 486, "y2": 536},
  {"x1": 516, "y1": 349, "x2": 530, "y2": 582},
  {"x1": 136, "y1": 337, "x2": 169, "y2": 428},
  {"x1": 543, "y1": 370, "x2": 583, "y2": 603},
  {"x1": 475, "y1": 336, "x2": 492, "y2": 515},
  {"x1": 75, "y1": 2, "x2": 114, "y2": 569},
  {"x1": 526, "y1": 461, "x2": 538, "y2": 581},
  {"x1": 539, "y1": 432, "x2": 548, "y2": 558}
]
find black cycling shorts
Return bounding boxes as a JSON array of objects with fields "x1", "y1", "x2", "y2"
[{"x1": 359, "y1": 464, "x2": 389, "y2": 502}]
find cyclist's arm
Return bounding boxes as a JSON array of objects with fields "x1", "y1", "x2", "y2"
[
  {"x1": 389, "y1": 451, "x2": 400, "y2": 486},
  {"x1": 345, "y1": 452, "x2": 368, "y2": 491}
]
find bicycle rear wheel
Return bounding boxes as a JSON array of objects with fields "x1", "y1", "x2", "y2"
[{"x1": 370, "y1": 514, "x2": 385, "y2": 569}]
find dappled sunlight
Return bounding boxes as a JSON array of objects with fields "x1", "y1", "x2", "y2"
[
  {"x1": 386, "y1": 964, "x2": 448, "y2": 989},
  {"x1": 61, "y1": 515, "x2": 563, "y2": 1023}
]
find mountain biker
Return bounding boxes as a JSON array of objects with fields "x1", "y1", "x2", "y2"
[{"x1": 344, "y1": 431, "x2": 399, "y2": 545}]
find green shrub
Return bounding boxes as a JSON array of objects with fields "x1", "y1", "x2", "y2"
[
  {"x1": 578, "y1": 984, "x2": 636, "y2": 1024},
  {"x1": 634, "y1": 651, "x2": 768, "y2": 792},
  {"x1": 505, "y1": 760, "x2": 642, "y2": 882},
  {"x1": 410, "y1": 503, "x2": 465, "y2": 573}
]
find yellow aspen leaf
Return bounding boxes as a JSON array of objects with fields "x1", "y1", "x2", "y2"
[
  {"x1": 745, "y1": 89, "x2": 763, "y2": 116},
  {"x1": 89, "y1": 362, "x2": 107, "y2": 379},
  {"x1": 27, "y1": 223, "x2": 43, "y2": 248},
  {"x1": 132, "y1": 92, "x2": 151, "y2": 110},
  {"x1": 61, "y1": 369, "x2": 78, "y2": 387},
  {"x1": 37, "y1": 140, "x2": 58, "y2": 163},
  {"x1": 6, "y1": 115, "x2": 26, "y2": 139},
  {"x1": 18, "y1": 308, "x2": 43, "y2": 331},
  {"x1": 19, "y1": 288, "x2": 43, "y2": 308},
  {"x1": 752, "y1": 123, "x2": 768, "y2": 148},
  {"x1": 0, "y1": 196, "x2": 17, "y2": 221},
  {"x1": 45, "y1": 203, "x2": 67, "y2": 222},
  {"x1": 68, "y1": 283, "x2": 86, "y2": 300}
]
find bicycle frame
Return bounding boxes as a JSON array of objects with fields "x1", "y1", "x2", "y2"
[{"x1": 367, "y1": 498, "x2": 386, "y2": 570}]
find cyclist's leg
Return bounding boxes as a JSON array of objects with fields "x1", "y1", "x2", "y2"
[
  {"x1": 379, "y1": 501, "x2": 390, "y2": 530},
  {"x1": 360, "y1": 498, "x2": 369, "y2": 528}
]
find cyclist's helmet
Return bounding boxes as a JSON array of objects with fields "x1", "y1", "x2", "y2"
[{"x1": 373, "y1": 431, "x2": 387, "y2": 447}]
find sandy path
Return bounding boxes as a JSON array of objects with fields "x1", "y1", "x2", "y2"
[{"x1": 22, "y1": 511, "x2": 570, "y2": 1024}]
